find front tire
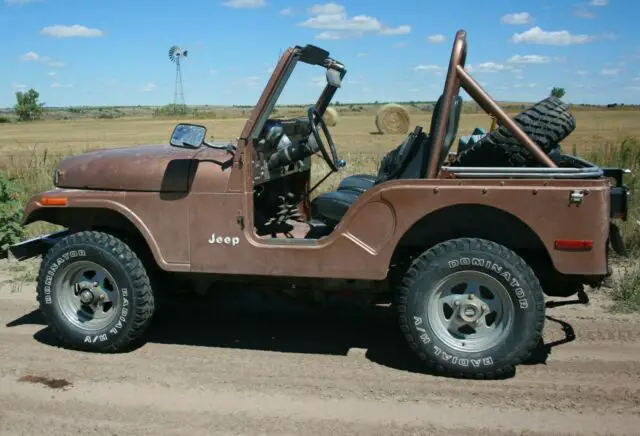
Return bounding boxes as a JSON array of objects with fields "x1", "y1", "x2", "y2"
[
  {"x1": 36, "y1": 230, "x2": 155, "y2": 352},
  {"x1": 397, "y1": 238, "x2": 545, "y2": 379}
]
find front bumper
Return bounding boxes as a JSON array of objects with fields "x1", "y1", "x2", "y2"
[{"x1": 6, "y1": 229, "x2": 70, "y2": 262}]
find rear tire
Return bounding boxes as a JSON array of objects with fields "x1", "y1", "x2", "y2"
[
  {"x1": 396, "y1": 238, "x2": 545, "y2": 379},
  {"x1": 36, "y1": 230, "x2": 155, "y2": 352},
  {"x1": 454, "y1": 96, "x2": 575, "y2": 167}
]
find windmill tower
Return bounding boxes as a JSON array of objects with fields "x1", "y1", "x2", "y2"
[{"x1": 168, "y1": 45, "x2": 188, "y2": 106}]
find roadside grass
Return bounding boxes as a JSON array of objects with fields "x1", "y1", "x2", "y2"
[
  {"x1": 582, "y1": 137, "x2": 640, "y2": 313},
  {"x1": 1, "y1": 136, "x2": 639, "y2": 311}
]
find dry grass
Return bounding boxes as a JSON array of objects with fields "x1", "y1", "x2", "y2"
[
  {"x1": 2, "y1": 108, "x2": 639, "y2": 156},
  {"x1": 1, "y1": 106, "x2": 639, "y2": 311}
]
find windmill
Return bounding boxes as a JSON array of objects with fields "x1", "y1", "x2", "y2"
[{"x1": 168, "y1": 45, "x2": 188, "y2": 106}]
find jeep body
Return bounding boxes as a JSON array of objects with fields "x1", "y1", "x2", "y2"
[{"x1": 7, "y1": 30, "x2": 630, "y2": 378}]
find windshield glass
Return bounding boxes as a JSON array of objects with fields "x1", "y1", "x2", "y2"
[{"x1": 267, "y1": 62, "x2": 326, "y2": 120}]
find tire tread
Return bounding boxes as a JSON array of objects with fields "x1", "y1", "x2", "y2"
[{"x1": 36, "y1": 230, "x2": 155, "y2": 352}]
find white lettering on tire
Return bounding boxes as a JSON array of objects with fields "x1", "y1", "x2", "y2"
[
  {"x1": 412, "y1": 315, "x2": 495, "y2": 368},
  {"x1": 448, "y1": 257, "x2": 529, "y2": 310},
  {"x1": 43, "y1": 249, "x2": 87, "y2": 305}
]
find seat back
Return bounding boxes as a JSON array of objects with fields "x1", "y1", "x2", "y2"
[
  {"x1": 373, "y1": 93, "x2": 462, "y2": 184},
  {"x1": 373, "y1": 125, "x2": 428, "y2": 184},
  {"x1": 437, "y1": 94, "x2": 463, "y2": 169}
]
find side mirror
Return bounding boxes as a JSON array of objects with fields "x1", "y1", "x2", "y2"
[
  {"x1": 170, "y1": 123, "x2": 206, "y2": 148},
  {"x1": 326, "y1": 68, "x2": 342, "y2": 88}
]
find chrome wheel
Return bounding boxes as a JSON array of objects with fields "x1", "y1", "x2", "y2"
[
  {"x1": 54, "y1": 261, "x2": 121, "y2": 332},
  {"x1": 427, "y1": 270, "x2": 515, "y2": 353}
]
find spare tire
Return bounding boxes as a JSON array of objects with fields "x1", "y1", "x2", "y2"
[{"x1": 454, "y1": 96, "x2": 576, "y2": 167}]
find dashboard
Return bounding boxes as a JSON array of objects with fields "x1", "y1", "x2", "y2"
[{"x1": 252, "y1": 117, "x2": 315, "y2": 185}]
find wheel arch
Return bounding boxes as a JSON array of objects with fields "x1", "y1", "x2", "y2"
[
  {"x1": 389, "y1": 203, "x2": 554, "y2": 283},
  {"x1": 24, "y1": 206, "x2": 163, "y2": 273}
]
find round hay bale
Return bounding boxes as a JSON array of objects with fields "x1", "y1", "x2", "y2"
[
  {"x1": 375, "y1": 103, "x2": 410, "y2": 134},
  {"x1": 324, "y1": 106, "x2": 339, "y2": 126}
]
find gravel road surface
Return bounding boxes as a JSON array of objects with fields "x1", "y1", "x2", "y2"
[{"x1": 1, "y1": 260, "x2": 639, "y2": 435}]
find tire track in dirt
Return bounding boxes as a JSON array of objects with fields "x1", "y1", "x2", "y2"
[{"x1": 1, "y1": 281, "x2": 639, "y2": 435}]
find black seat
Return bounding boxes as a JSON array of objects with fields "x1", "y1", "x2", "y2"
[
  {"x1": 338, "y1": 94, "x2": 463, "y2": 195},
  {"x1": 310, "y1": 94, "x2": 463, "y2": 225}
]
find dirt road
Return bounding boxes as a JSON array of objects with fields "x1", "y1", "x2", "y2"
[{"x1": 1, "y1": 260, "x2": 639, "y2": 435}]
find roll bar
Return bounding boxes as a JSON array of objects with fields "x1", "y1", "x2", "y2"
[{"x1": 426, "y1": 30, "x2": 557, "y2": 178}]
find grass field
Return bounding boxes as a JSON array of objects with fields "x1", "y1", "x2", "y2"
[
  {"x1": 2, "y1": 105, "x2": 639, "y2": 156},
  {"x1": 1, "y1": 104, "x2": 639, "y2": 310}
]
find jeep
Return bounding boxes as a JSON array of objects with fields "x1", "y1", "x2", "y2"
[{"x1": 7, "y1": 29, "x2": 630, "y2": 379}]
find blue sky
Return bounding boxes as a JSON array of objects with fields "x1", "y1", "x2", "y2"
[{"x1": 2, "y1": 0, "x2": 639, "y2": 108}]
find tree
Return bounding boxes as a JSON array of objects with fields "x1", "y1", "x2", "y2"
[
  {"x1": 550, "y1": 87, "x2": 566, "y2": 99},
  {"x1": 13, "y1": 88, "x2": 45, "y2": 121}
]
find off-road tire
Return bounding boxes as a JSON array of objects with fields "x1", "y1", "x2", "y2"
[
  {"x1": 36, "y1": 230, "x2": 155, "y2": 352},
  {"x1": 396, "y1": 238, "x2": 545, "y2": 379},
  {"x1": 454, "y1": 96, "x2": 576, "y2": 167}
]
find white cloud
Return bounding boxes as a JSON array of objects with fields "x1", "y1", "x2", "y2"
[
  {"x1": 573, "y1": 8, "x2": 595, "y2": 19},
  {"x1": 209, "y1": 69, "x2": 218, "y2": 74},
  {"x1": 309, "y1": 3, "x2": 344, "y2": 15},
  {"x1": 380, "y1": 25, "x2": 411, "y2": 35},
  {"x1": 356, "y1": 52, "x2": 368, "y2": 57},
  {"x1": 601, "y1": 68, "x2": 620, "y2": 76},
  {"x1": 467, "y1": 62, "x2": 510, "y2": 73},
  {"x1": 413, "y1": 64, "x2": 441, "y2": 71},
  {"x1": 279, "y1": 7, "x2": 293, "y2": 15},
  {"x1": 576, "y1": 70, "x2": 588, "y2": 75},
  {"x1": 235, "y1": 76, "x2": 263, "y2": 87},
  {"x1": 140, "y1": 82, "x2": 156, "y2": 92},
  {"x1": 21, "y1": 51, "x2": 40, "y2": 61},
  {"x1": 633, "y1": 76, "x2": 640, "y2": 82},
  {"x1": 507, "y1": 54, "x2": 550, "y2": 64},
  {"x1": 427, "y1": 34, "x2": 446, "y2": 44},
  {"x1": 315, "y1": 30, "x2": 360, "y2": 40},
  {"x1": 394, "y1": 41, "x2": 407, "y2": 49},
  {"x1": 301, "y1": 13, "x2": 381, "y2": 31},
  {"x1": 299, "y1": 3, "x2": 409, "y2": 39},
  {"x1": 511, "y1": 26, "x2": 594, "y2": 45},
  {"x1": 626, "y1": 86, "x2": 640, "y2": 92},
  {"x1": 41, "y1": 24, "x2": 104, "y2": 38},
  {"x1": 310, "y1": 76, "x2": 325, "y2": 86},
  {"x1": 51, "y1": 82, "x2": 73, "y2": 88},
  {"x1": 501, "y1": 12, "x2": 533, "y2": 25},
  {"x1": 20, "y1": 51, "x2": 64, "y2": 67},
  {"x1": 5, "y1": 0, "x2": 40, "y2": 4},
  {"x1": 47, "y1": 71, "x2": 57, "y2": 77},
  {"x1": 222, "y1": 0, "x2": 265, "y2": 7},
  {"x1": 589, "y1": 0, "x2": 608, "y2": 6},
  {"x1": 12, "y1": 84, "x2": 28, "y2": 91}
]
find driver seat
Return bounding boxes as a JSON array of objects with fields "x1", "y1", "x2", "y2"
[{"x1": 309, "y1": 94, "x2": 462, "y2": 225}]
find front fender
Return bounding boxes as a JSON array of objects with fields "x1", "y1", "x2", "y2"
[{"x1": 21, "y1": 189, "x2": 190, "y2": 272}]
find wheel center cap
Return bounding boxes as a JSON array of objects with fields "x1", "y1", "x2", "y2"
[
  {"x1": 459, "y1": 303, "x2": 481, "y2": 322},
  {"x1": 79, "y1": 289, "x2": 95, "y2": 305}
]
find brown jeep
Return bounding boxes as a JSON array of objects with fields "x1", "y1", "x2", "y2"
[{"x1": 7, "y1": 29, "x2": 630, "y2": 379}]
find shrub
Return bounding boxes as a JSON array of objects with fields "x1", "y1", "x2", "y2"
[
  {"x1": 0, "y1": 171, "x2": 25, "y2": 254},
  {"x1": 610, "y1": 262, "x2": 640, "y2": 313}
]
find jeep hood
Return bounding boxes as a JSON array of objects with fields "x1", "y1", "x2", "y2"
[{"x1": 54, "y1": 144, "x2": 228, "y2": 192}]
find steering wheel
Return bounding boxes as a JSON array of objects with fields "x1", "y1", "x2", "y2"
[{"x1": 307, "y1": 106, "x2": 342, "y2": 172}]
